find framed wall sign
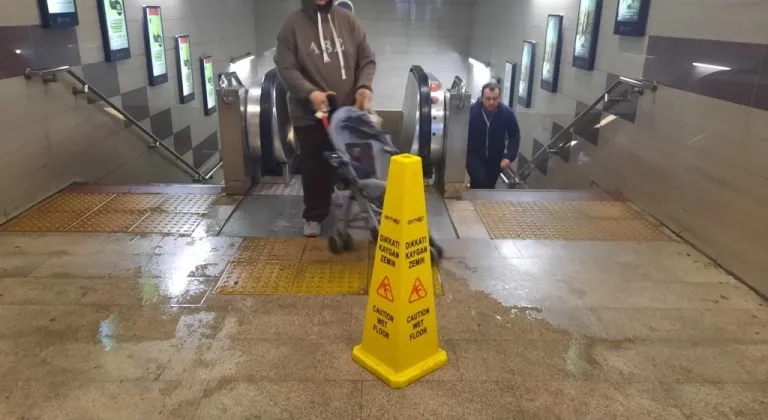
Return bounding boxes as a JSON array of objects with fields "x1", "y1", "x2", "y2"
[
  {"x1": 573, "y1": 0, "x2": 602, "y2": 71},
  {"x1": 200, "y1": 55, "x2": 217, "y2": 116},
  {"x1": 174, "y1": 35, "x2": 195, "y2": 104},
  {"x1": 97, "y1": 0, "x2": 130, "y2": 62},
  {"x1": 541, "y1": 14, "x2": 564, "y2": 93},
  {"x1": 38, "y1": 0, "x2": 79, "y2": 27},
  {"x1": 142, "y1": 6, "x2": 168, "y2": 86},
  {"x1": 518, "y1": 41, "x2": 535, "y2": 108},
  {"x1": 336, "y1": 0, "x2": 354, "y2": 13},
  {"x1": 613, "y1": 0, "x2": 651, "y2": 36},
  {"x1": 503, "y1": 61, "x2": 517, "y2": 108}
]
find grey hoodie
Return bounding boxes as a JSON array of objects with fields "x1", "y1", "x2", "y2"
[{"x1": 275, "y1": 0, "x2": 377, "y2": 126}]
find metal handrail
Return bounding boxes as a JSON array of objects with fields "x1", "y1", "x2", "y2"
[
  {"x1": 25, "y1": 66, "x2": 214, "y2": 182},
  {"x1": 450, "y1": 76, "x2": 468, "y2": 108},
  {"x1": 511, "y1": 76, "x2": 657, "y2": 185}
]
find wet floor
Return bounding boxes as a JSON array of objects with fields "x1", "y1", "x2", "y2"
[{"x1": 0, "y1": 232, "x2": 767, "y2": 419}]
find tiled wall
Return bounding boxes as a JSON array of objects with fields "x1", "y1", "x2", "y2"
[
  {"x1": 0, "y1": 0, "x2": 257, "y2": 222},
  {"x1": 470, "y1": 0, "x2": 768, "y2": 295},
  {"x1": 252, "y1": 0, "x2": 475, "y2": 110}
]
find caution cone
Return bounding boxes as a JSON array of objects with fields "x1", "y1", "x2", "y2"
[{"x1": 352, "y1": 154, "x2": 447, "y2": 389}]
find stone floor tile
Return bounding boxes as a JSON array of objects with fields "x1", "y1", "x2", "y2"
[
  {"x1": 194, "y1": 380, "x2": 361, "y2": 420},
  {"x1": 28, "y1": 254, "x2": 150, "y2": 278},
  {"x1": 514, "y1": 382, "x2": 687, "y2": 420},
  {"x1": 0, "y1": 277, "x2": 93, "y2": 305},
  {"x1": 78, "y1": 277, "x2": 215, "y2": 306},
  {"x1": 362, "y1": 380, "x2": 524, "y2": 419},
  {"x1": 0, "y1": 255, "x2": 48, "y2": 277},
  {"x1": 667, "y1": 383, "x2": 768, "y2": 420}
]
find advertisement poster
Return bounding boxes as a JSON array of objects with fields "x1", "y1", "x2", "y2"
[
  {"x1": 201, "y1": 56, "x2": 217, "y2": 115},
  {"x1": 575, "y1": 0, "x2": 597, "y2": 59},
  {"x1": 47, "y1": 0, "x2": 76, "y2": 13},
  {"x1": 179, "y1": 38, "x2": 194, "y2": 97},
  {"x1": 103, "y1": 0, "x2": 128, "y2": 51},
  {"x1": 542, "y1": 16, "x2": 561, "y2": 83},
  {"x1": 617, "y1": 0, "x2": 640, "y2": 22},
  {"x1": 146, "y1": 7, "x2": 167, "y2": 78},
  {"x1": 503, "y1": 61, "x2": 516, "y2": 107},
  {"x1": 519, "y1": 43, "x2": 532, "y2": 100}
]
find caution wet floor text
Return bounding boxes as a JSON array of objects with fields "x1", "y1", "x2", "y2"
[{"x1": 352, "y1": 154, "x2": 447, "y2": 389}]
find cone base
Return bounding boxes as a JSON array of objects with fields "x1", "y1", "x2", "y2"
[{"x1": 352, "y1": 345, "x2": 448, "y2": 389}]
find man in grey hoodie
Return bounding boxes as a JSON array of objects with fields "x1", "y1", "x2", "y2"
[{"x1": 275, "y1": 0, "x2": 377, "y2": 237}]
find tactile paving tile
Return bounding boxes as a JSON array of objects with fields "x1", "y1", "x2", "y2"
[
  {"x1": 0, "y1": 211, "x2": 84, "y2": 232},
  {"x1": 251, "y1": 177, "x2": 304, "y2": 195},
  {"x1": 158, "y1": 194, "x2": 219, "y2": 213},
  {"x1": 433, "y1": 270, "x2": 444, "y2": 296},
  {"x1": 67, "y1": 209, "x2": 149, "y2": 233},
  {"x1": 576, "y1": 201, "x2": 642, "y2": 219},
  {"x1": 472, "y1": 202, "x2": 552, "y2": 239},
  {"x1": 232, "y1": 237, "x2": 307, "y2": 262},
  {"x1": 293, "y1": 262, "x2": 368, "y2": 295},
  {"x1": 101, "y1": 194, "x2": 167, "y2": 211},
  {"x1": 130, "y1": 212, "x2": 203, "y2": 235},
  {"x1": 302, "y1": 237, "x2": 370, "y2": 261},
  {"x1": 35, "y1": 193, "x2": 116, "y2": 213},
  {"x1": 214, "y1": 261, "x2": 299, "y2": 295}
]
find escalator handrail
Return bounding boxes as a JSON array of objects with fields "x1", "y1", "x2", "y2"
[{"x1": 409, "y1": 65, "x2": 432, "y2": 170}]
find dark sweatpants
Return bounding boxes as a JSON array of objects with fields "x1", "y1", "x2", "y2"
[
  {"x1": 294, "y1": 122, "x2": 336, "y2": 222},
  {"x1": 466, "y1": 154, "x2": 501, "y2": 189}
]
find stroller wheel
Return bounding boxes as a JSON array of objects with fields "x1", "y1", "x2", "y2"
[
  {"x1": 430, "y1": 239, "x2": 444, "y2": 260},
  {"x1": 369, "y1": 227, "x2": 379, "y2": 242},
  {"x1": 430, "y1": 248, "x2": 441, "y2": 266},
  {"x1": 328, "y1": 236, "x2": 343, "y2": 255},
  {"x1": 341, "y1": 232, "x2": 354, "y2": 251}
]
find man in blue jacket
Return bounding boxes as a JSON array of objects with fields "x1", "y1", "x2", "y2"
[{"x1": 466, "y1": 82, "x2": 521, "y2": 189}]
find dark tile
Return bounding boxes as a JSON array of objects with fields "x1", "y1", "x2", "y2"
[
  {"x1": 81, "y1": 61, "x2": 120, "y2": 103},
  {"x1": 0, "y1": 26, "x2": 34, "y2": 80},
  {"x1": 150, "y1": 109, "x2": 174, "y2": 141},
  {"x1": 517, "y1": 152, "x2": 529, "y2": 172},
  {"x1": 192, "y1": 131, "x2": 219, "y2": 169},
  {"x1": 29, "y1": 26, "x2": 80, "y2": 69},
  {"x1": 532, "y1": 138, "x2": 549, "y2": 175},
  {"x1": 219, "y1": 195, "x2": 308, "y2": 237},
  {"x1": 121, "y1": 86, "x2": 150, "y2": 125},
  {"x1": 603, "y1": 73, "x2": 639, "y2": 123},
  {"x1": 173, "y1": 125, "x2": 193, "y2": 156},
  {"x1": 752, "y1": 47, "x2": 768, "y2": 112},
  {"x1": 690, "y1": 39, "x2": 763, "y2": 107},
  {"x1": 572, "y1": 101, "x2": 601, "y2": 146},
  {"x1": 643, "y1": 36, "x2": 696, "y2": 92},
  {"x1": 551, "y1": 122, "x2": 571, "y2": 163}
]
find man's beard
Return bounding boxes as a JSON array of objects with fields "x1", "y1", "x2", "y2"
[{"x1": 317, "y1": 0, "x2": 333, "y2": 12}]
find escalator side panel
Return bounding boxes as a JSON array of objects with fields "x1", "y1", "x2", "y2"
[{"x1": 410, "y1": 65, "x2": 433, "y2": 175}]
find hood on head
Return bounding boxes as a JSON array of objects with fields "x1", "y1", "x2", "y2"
[{"x1": 302, "y1": 0, "x2": 334, "y2": 18}]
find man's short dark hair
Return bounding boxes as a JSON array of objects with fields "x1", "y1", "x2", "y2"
[{"x1": 481, "y1": 82, "x2": 501, "y2": 97}]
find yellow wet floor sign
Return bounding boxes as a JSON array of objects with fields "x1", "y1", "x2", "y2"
[{"x1": 352, "y1": 154, "x2": 447, "y2": 389}]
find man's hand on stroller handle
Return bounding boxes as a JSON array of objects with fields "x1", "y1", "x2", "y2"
[{"x1": 309, "y1": 90, "x2": 336, "y2": 114}]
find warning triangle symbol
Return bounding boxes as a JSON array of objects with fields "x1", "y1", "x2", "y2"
[
  {"x1": 376, "y1": 276, "x2": 394, "y2": 302},
  {"x1": 408, "y1": 277, "x2": 428, "y2": 303}
]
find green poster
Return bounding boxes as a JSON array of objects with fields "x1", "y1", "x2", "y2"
[
  {"x1": 179, "y1": 38, "x2": 193, "y2": 96},
  {"x1": 204, "y1": 57, "x2": 215, "y2": 110},
  {"x1": 147, "y1": 8, "x2": 166, "y2": 76},
  {"x1": 104, "y1": 0, "x2": 128, "y2": 51}
]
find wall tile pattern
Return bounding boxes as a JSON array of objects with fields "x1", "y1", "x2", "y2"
[
  {"x1": 0, "y1": 0, "x2": 258, "y2": 222},
  {"x1": 471, "y1": 0, "x2": 768, "y2": 295}
]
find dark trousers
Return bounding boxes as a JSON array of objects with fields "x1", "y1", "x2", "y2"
[
  {"x1": 466, "y1": 154, "x2": 501, "y2": 189},
  {"x1": 294, "y1": 122, "x2": 336, "y2": 222}
]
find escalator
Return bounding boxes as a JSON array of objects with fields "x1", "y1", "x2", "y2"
[{"x1": 221, "y1": 65, "x2": 448, "y2": 188}]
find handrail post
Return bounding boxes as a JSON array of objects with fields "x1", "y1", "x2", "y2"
[{"x1": 514, "y1": 76, "x2": 656, "y2": 184}]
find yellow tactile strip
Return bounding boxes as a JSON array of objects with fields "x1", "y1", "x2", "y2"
[
  {"x1": 473, "y1": 200, "x2": 671, "y2": 241},
  {"x1": 214, "y1": 237, "x2": 445, "y2": 296},
  {"x1": 0, "y1": 192, "x2": 219, "y2": 235}
]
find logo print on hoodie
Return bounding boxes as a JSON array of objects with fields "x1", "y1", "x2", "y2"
[{"x1": 309, "y1": 38, "x2": 345, "y2": 55}]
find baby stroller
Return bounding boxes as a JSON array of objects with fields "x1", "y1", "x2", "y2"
[{"x1": 317, "y1": 98, "x2": 444, "y2": 265}]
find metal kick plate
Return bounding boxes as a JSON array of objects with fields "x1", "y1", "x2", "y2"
[
  {"x1": 102, "y1": 194, "x2": 167, "y2": 211},
  {"x1": 35, "y1": 193, "x2": 115, "y2": 213},
  {"x1": 250, "y1": 177, "x2": 303, "y2": 196},
  {"x1": 68, "y1": 209, "x2": 149, "y2": 233},
  {"x1": 293, "y1": 262, "x2": 368, "y2": 295},
  {"x1": 130, "y1": 212, "x2": 203, "y2": 235},
  {"x1": 302, "y1": 237, "x2": 370, "y2": 262},
  {"x1": 0, "y1": 211, "x2": 84, "y2": 232},
  {"x1": 158, "y1": 194, "x2": 219, "y2": 213},
  {"x1": 215, "y1": 261, "x2": 299, "y2": 295},
  {"x1": 232, "y1": 237, "x2": 307, "y2": 262}
]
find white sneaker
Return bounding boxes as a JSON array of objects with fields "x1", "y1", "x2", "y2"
[{"x1": 303, "y1": 221, "x2": 321, "y2": 237}]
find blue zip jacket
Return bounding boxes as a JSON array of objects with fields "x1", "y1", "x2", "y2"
[{"x1": 467, "y1": 101, "x2": 520, "y2": 163}]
